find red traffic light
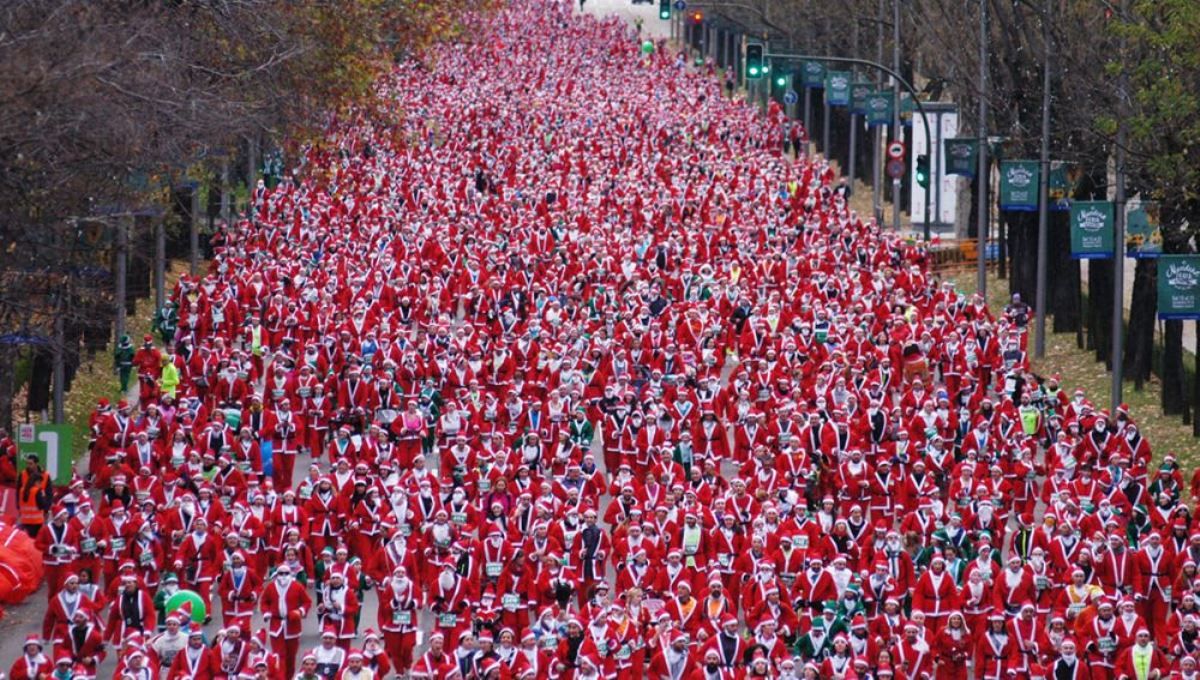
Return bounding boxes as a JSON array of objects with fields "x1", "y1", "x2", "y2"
[{"x1": 691, "y1": 11, "x2": 703, "y2": 22}]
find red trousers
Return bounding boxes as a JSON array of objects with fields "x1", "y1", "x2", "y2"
[
  {"x1": 384, "y1": 631, "x2": 415, "y2": 674},
  {"x1": 273, "y1": 451, "x2": 297, "y2": 489},
  {"x1": 270, "y1": 635, "x2": 301, "y2": 680}
]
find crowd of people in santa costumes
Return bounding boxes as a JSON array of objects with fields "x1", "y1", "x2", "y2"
[{"x1": 9, "y1": 0, "x2": 1200, "y2": 678}]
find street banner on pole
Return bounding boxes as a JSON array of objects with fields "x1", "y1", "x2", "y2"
[
  {"x1": 1048, "y1": 161, "x2": 1072, "y2": 211},
  {"x1": 1158, "y1": 255, "x2": 1200, "y2": 319},
  {"x1": 1125, "y1": 200, "x2": 1163, "y2": 258},
  {"x1": 825, "y1": 71, "x2": 851, "y2": 106},
  {"x1": 943, "y1": 138, "x2": 977, "y2": 177},
  {"x1": 999, "y1": 160, "x2": 1039, "y2": 211},
  {"x1": 851, "y1": 82, "x2": 873, "y2": 115},
  {"x1": 801, "y1": 61, "x2": 826, "y2": 88},
  {"x1": 1069, "y1": 200, "x2": 1114, "y2": 260},
  {"x1": 865, "y1": 92, "x2": 894, "y2": 126}
]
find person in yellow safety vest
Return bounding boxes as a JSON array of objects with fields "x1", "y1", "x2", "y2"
[
  {"x1": 160, "y1": 354, "x2": 181, "y2": 400},
  {"x1": 17, "y1": 453, "x2": 52, "y2": 538}
]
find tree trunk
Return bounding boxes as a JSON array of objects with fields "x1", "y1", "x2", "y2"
[
  {"x1": 1007, "y1": 211, "x2": 1037, "y2": 304},
  {"x1": 1124, "y1": 259, "x2": 1156, "y2": 390},
  {"x1": 1088, "y1": 259, "x2": 1113, "y2": 364},
  {"x1": 1049, "y1": 210, "x2": 1080, "y2": 332},
  {"x1": 1162, "y1": 319, "x2": 1184, "y2": 414}
]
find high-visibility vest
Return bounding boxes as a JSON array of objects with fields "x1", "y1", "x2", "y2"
[{"x1": 17, "y1": 470, "x2": 48, "y2": 525}]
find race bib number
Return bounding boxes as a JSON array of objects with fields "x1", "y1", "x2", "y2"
[
  {"x1": 1034, "y1": 576, "x2": 1050, "y2": 590},
  {"x1": 392, "y1": 611, "x2": 412, "y2": 627},
  {"x1": 478, "y1": 479, "x2": 491, "y2": 493},
  {"x1": 1098, "y1": 636, "x2": 1117, "y2": 654},
  {"x1": 616, "y1": 644, "x2": 632, "y2": 660},
  {"x1": 717, "y1": 554, "x2": 732, "y2": 568},
  {"x1": 111, "y1": 537, "x2": 126, "y2": 552},
  {"x1": 486, "y1": 563, "x2": 503, "y2": 577},
  {"x1": 437, "y1": 613, "x2": 458, "y2": 628},
  {"x1": 540, "y1": 636, "x2": 558, "y2": 650},
  {"x1": 502, "y1": 594, "x2": 521, "y2": 611},
  {"x1": 1067, "y1": 603, "x2": 1084, "y2": 618},
  {"x1": 81, "y1": 538, "x2": 97, "y2": 554},
  {"x1": 795, "y1": 535, "x2": 809, "y2": 549},
  {"x1": 140, "y1": 551, "x2": 155, "y2": 565},
  {"x1": 299, "y1": 486, "x2": 313, "y2": 500},
  {"x1": 451, "y1": 512, "x2": 467, "y2": 525}
]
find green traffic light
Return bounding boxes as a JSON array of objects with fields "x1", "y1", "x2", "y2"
[
  {"x1": 915, "y1": 154, "x2": 931, "y2": 189},
  {"x1": 775, "y1": 75, "x2": 787, "y2": 87}
]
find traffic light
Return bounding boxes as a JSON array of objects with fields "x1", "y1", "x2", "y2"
[
  {"x1": 745, "y1": 43, "x2": 764, "y2": 79},
  {"x1": 658, "y1": 0, "x2": 670, "y2": 20},
  {"x1": 690, "y1": 10, "x2": 704, "y2": 23},
  {"x1": 915, "y1": 153, "x2": 931, "y2": 189},
  {"x1": 774, "y1": 71, "x2": 788, "y2": 88}
]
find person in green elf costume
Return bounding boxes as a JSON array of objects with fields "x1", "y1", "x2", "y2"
[
  {"x1": 113, "y1": 334, "x2": 135, "y2": 393},
  {"x1": 153, "y1": 300, "x2": 178, "y2": 345}
]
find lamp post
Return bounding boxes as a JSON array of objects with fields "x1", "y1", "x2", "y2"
[
  {"x1": 1033, "y1": 0, "x2": 1051, "y2": 358},
  {"x1": 976, "y1": 0, "x2": 989, "y2": 298}
]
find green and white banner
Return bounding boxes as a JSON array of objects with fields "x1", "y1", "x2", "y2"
[
  {"x1": 825, "y1": 71, "x2": 851, "y2": 106},
  {"x1": 801, "y1": 61, "x2": 826, "y2": 89},
  {"x1": 865, "y1": 92, "x2": 894, "y2": 127},
  {"x1": 999, "y1": 160, "x2": 1039, "y2": 212},
  {"x1": 1126, "y1": 201, "x2": 1163, "y2": 258},
  {"x1": 1069, "y1": 201, "x2": 1113, "y2": 260},
  {"x1": 1158, "y1": 255, "x2": 1200, "y2": 319},
  {"x1": 943, "y1": 138, "x2": 978, "y2": 177}
]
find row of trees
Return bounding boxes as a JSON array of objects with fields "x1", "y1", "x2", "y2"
[
  {"x1": 0, "y1": 0, "x2": 475, "y2": 428},
  {"x1": 706, "y1": 0, "x2": 1200, "y2": 432}
]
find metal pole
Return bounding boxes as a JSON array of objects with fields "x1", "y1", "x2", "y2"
[
  {"x1": 804, "y1": 87, "x2": 812, "y2": 139},
  {"x1": 891, "y1": 0, "x2": 901, "y2": 233},
  {"x1": 849, "y1": 114, "x2": 858, "y2": 188},
  {"x1": 823, "y1": 96, "x2": 831, "y2": 157},
  {"x1": 1034, "y1": 0, "x2": 1051, "y2": 358},
  {"x1": 976, "y1": 0, "x2": 989, "y2": 297},
  {"x1": 114, "y1": 216, "x2": 128, "y2": 345},
  {"x1": 155, "y1": 218, "x2": 166, "y2": 311},
  {"x1": 1111, "y1": 0, "x2": 1128, "y2": 413},
  {"x1": 875, "y1": 0, "x2": 885, "y2": 223}
]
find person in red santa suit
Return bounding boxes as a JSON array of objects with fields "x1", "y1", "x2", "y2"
[
  {"x1": 974, "y1": 613, "x2": 1014, "y2": 680},
  {"x1": 1135, "y1": 531, "x2": 1174, "y2": 644},
  {"x1": 914, "y1": 555, "x2": 960, "y2": 635},
  {"x1": 217, "y1": 550, "x2": 261, "y2": 637},
  {"x1": 175, "y1": 515, "x2": 222, "y2": 614},
  {"x1": 1048, "y1": 639, "x2": 1092, "y2": 680},
  {"x1": 167, "y1": 624, "x2": 211, "y2": 680},
  {"x1": 430, "y1": 559, "x2": 475, "y2": 651},
  {"x1": 36, "y1": 505, "x2": 80, "y2": 599},
  {"x1": 264, "y1": 397, "x2": 304, "y2": 490},
  {"x1": 259, "y1": 564, "x2": 312, "y2": 680},
  {"x1": 377, "y1": 565, "x2": 419, "y2": 676},
  {"x1": 8, "y1": 635, "x2": 51, "y2": 680},
  {"x1": 933, "y1": 611, "x2": 972, "y2": 680},
  {"x1": 648, "y1": 630, "x2": 695, "y2": 680},
  {"x1": 409, "y1": 631, "x2": 456, "y2": 679},
  {"x1": 318, "y1": 569, "x2": 360, "y2": 651},
  {"x1": 106, "y1": 573, "x2": 157, "y2": 643}
]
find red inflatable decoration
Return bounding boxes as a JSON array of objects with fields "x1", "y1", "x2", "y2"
[{"x1": 0, "y1": 522, "x2": 44, "y2": 605}]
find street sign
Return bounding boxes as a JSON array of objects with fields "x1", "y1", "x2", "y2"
[
  {"x1": 887, "y1": 159, "x2": 905, "y2": 179},
  {"x1": 17, "y1": 423, "x2": 74, "y2": 485},
  {"x1": 887, "y1": 141, "x2": 906, "y2": 160},
  {"x1": 673, "y1": 0, "x2": 686, "y2": 9},
  {"x1": 783, "y1": 90, "x2": 798, "y2": 105}
]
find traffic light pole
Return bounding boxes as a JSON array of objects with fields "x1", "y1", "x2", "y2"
[{"x1": 764, "y1": 51, "x2": 933, "y2": 242}]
